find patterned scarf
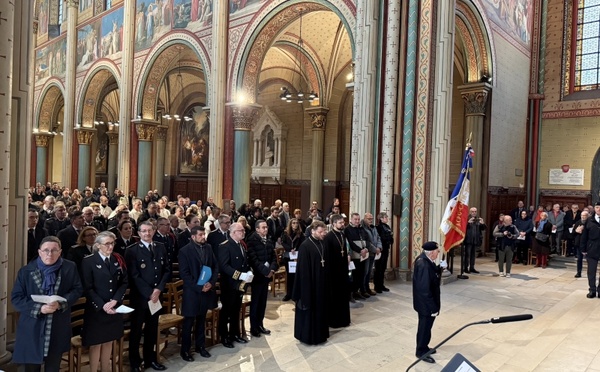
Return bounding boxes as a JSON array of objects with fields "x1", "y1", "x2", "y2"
[{"x1": 36, "y1": 257, "x2": 63, "y2": 295}]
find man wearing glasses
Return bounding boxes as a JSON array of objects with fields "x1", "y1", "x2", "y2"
[
  {"x1": 11, "y1": 236, "x2": 83, "y2": 371},
  {"x1": 125, "y1": 221, "x2": 172, "y2": 371},
  {"x1": 207, "y1": 214, "x2": 231, "y2": 258}
]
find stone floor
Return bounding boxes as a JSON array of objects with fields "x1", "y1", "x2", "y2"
[{"x1": 4, "y1": 254, "x2": 600, "y2": 371}]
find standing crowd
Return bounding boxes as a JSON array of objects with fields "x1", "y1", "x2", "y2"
[{"x1": 14, "y1": 182, "x2": 395, "y2": 371}]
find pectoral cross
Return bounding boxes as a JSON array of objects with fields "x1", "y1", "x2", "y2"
[{"x1": 321, "y1": 259, "x2": 325, "y2": 267}]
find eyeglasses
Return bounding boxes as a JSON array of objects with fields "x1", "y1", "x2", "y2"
[
  {"x1": 100, "y1": 241, "x2": 115, "y2": 246},
  {"x1": 139, "y1": 229, "x2": 154, "y2": 233},
  {"x1": 39, "y1": 249, "x2": 61, "y2": 255},
  {"x1": 84, "y1": 233, "x2": 97, "y2": 238},
  {"x1": 232, "y1": 230, "x2": 245, "y2": 233}
]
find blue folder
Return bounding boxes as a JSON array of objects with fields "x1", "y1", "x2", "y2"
[{"x1": 197, "y1": 266, "x2": 212, "y2": 286}]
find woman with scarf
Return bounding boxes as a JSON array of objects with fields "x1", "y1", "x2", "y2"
[
  {"x1": 81, "y1": 231, "x2": 128, "y2": 372},
  {"x1": 11, "y1": 236, "x2": 83, "y2": 371},
  {"x1": 533, "y1": 212, "x2": 553, "y2": 268}
]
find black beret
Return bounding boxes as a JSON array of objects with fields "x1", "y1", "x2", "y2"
[
  {"x1": 595, "y1": 201, "x2": 600, "y2": 206},
  {"x1": 422, "y1": 241, "x2": 439, "y2": 251}
]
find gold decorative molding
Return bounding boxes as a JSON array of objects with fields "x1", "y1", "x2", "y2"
[
  {"x1": 34, "y1": 134, "x2": 52, "y2": 147},
  {"x1": 305, "y1": 107, "x2": 330, "y2": 130},
  {"x1": 33, "y1": 19, "x2": 39, "y2": 34},
  {"x1": 76, "y1": 128, "x2": 95, "y2": 145},
  {"x1": 135, "y1": 122, "x2": 158, "y2": 142},
  {"x1": 230, "y1": 103, "x2": 261, "y2": 131},
  {"x1": 107, "y1": 133, "x2": 119, "y2": 145},
  {"x1": 155, "y1": 126, "x2": 168, "y2": 141},
  {"x1": 458, "y1": 83, "x2": 492, "y2": 116}
]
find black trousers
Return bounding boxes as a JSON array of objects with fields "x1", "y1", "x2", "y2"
[
  {"x1": 516, "y1": 241, "x2": 529, "y2": 264},
  {"x1": 18, "y1": 352, "x2": 62, "y2": 372},
  {"x1": 416, "y1": 313, "x2": 436, "y2": 357},
  {"x1": 250, "y1": 278, "x2": 269, "y2": 331},
  {"x1": 181, "y1": 314, "x2": 207, "y2": 353},
  {"x1": 462, "y1": 244, "x2": 478, "y2": 271},
  {"x1": 129, "y1": 306, "x2": 161, "y2": 367},
  {"x1": 374, "y1": 248, "x2": 389, "y2": 290},
  {"x1": 587, "y1": 256, "x2": 600, "y2": 293},
  {"x1": 351, "y1": 258, "x2": 364, "y2": 293},
  {"x1": 218, "y1": 287, "x2": 242, "y2": 340},
  {"x1": 285, "y1": 259, "x2": 295, "y2": 297}
]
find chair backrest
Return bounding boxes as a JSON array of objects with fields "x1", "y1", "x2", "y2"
[
  {"x1": 71, "y1": 297, "x2": 87, "y2": 329},
  {"x1": 275, "y1": 247, "x2": 285, "y2": 265},
  {"x1": 171, "y1": 262, "x2": 180, "y2": 281},
  {"x1": 169, "y1": 280, "x2": 184, "y2": 316}
]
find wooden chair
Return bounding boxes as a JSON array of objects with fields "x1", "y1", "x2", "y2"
[
  {"x1": 205, "y1": 281, "x2": 221, "y2": 346},
  {"x1": 271, "y1": 247, "x2": 287, "y2": 297},
  {"x1": 171, "y1": 262, "x2": 180, "y2": 281},
  {"x1": 528, "y1": 249, "x2": 537, "y2": 266},
  {"x1": 68, "y1": 297, "x2": 89, "y2": 372},
  {"x1": 156, "y1": 280, "x2": 184, "y2": 362},
  {"x1": 240, "y1": 294, "x2": 251, "y2": 337}
]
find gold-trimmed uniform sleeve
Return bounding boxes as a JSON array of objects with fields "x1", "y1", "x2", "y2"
[{"x1": 233, "y1": 270, "x2": 241, "y2": 280}]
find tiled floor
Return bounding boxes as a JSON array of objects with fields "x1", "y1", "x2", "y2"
[{"x1": 3, "y1": 255, "x2": 599, "y2": 371}]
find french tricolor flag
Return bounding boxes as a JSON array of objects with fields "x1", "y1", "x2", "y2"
[{"x1": 440, "y1": 146, "x2": 474, "y2": 252}]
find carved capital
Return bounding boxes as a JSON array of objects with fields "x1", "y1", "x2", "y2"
[
  {"x1": 135, "y1": 122, "x2": 158, "y2": 142},
  {"x1": 107, "y1": 133, "x2": 119, "y2": 145},
  {"x1": 229, "y1": 103, "x2": 261, "y2": 131},
  {"x1": 34, "y1": 134, "x2": 52, "y2": 147},
  {"x1": 65, "y1": 0, "x2": 79, "y2": 8},
  {"x1": 305, "y1": 107, "x2": 330, "y2": 130},
  {"x1": 458, "y1": 83, "x2": 492, "y2": 116},
  {"x1": 155, "y1": 126, "x2": 168, "y2": 141},
  {"x1": 76, "y1": 128, "x2": 95, "y2": 145}
]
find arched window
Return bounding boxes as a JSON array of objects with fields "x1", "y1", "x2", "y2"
[{"x1": 573, "y1": 1, "x2": 600, "y2": 91}]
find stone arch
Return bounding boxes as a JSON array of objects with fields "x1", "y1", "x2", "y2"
[
  {"x1": 232, "y1": 0, "x2": 356, "y2": 103},
  {"x1": 135, "y1": 31, "x2": 210, "y2": 120},
  {"x1": 77, "y1": 61, "x2": 121, "y2": 127},
  {"x1": 36, "y1": 82, "x2": 65, "y2": 131},
  {"x1": 455, "y1": 0, "x2": 496, "y2": 84}
]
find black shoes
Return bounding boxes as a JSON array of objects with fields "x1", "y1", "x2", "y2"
[
  {"x1": 259, "y1": 326, "x2": 271, "y2": 335},
  {"x1": 180, "y1": 352, "x2": 194, "y2": 362},
  {"x1": 221, "y1": 338, "x2": 234, "y2": 348},
  {"x1": 575, "y1": 273, "x2": 582, "y2": 278},
  {"x1": 349, "y1": 294, "x2": 356, "y2": 303},
  {"x1": 197, "y1": 347, "x2": 211, "y2": 358},
  {"x1": 149, "y1": 362, "x2": 167, "y2": 371},
  {"x1": 360, "y1": 291, "x2": 371, "y2": 299},
  {"x1": 366, "y1": 290, "x2": 377, "y2": 296},
  {"x1": 232, "y1": 335, "x2": 248, "y2": 343},
  {"x1": 422, "y1": 356, "x2": 436, "y2": 364},
  {"x1": 381, "y1": 287, "x2": 390, "y2": 292},
  {"x1": 375, "y1": 289, "x2": 383, "y2": 294},
  {"x1": 353, "y1": 292, "x2": 366, "y2": 300},
  {"x1": 587, "y1": 291, "x2": 596, "y2": 298},
  {"x1": 250, "y1": 329, "x2": 261, "y2": 337},
  {"x1": 470, "y1": 269, "x2": 480, "y2": 274},
  {"x1": 282, "y1": 295, "x2": 291, "y2": 301}
]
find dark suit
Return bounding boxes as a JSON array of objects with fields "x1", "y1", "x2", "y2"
[
  {"x1": 81, "y1": 252, "x2": 128, "y2": 346},
  {"x1": 218, "y1": 238, "x2": 250, "y2": 341},
  {"x1": 564, "y1": 209, "x2": 582, "y2": 255},
  {"x1": 245, "y1": 232, "x2": 278, "y2": 333},
  {"x1": 178, "y1": 242, "x2": 218, "y2": 352},
  {"x1": 67, "y1": 244, "x2": 94, "y2": 280},
  {"x1": 412, "y1": 252, "x2": 441, "y2": 357},
  {"x1": 177, "y1": 229, "x2": 192, "y2": 251},
  {"x1": 125, "y1": 241, "x2": 171, "y2": 369},
  {"x1": 44, "y1": 217, "x2": 70, "y2": 237},
  {"x1": 266, "y1": 217, "x2": 283, "y2": 243},
  {"x1": 580, "y1": 215, "x2": 600, "y2": 294},
  {"x1": 57, "y1": 226, "x2": 80, "y2": 258},
  {"x1": 27, "y1": 226, "x2": 48, "y2": 263},
  {"x1": 207, "y1": 229, "x2": 228, "y2": 259},
  {"x1": 153, "y1": 231, "x2": 178, "y2": 268}
]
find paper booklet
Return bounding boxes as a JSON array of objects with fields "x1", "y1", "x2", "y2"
[{"x1": 31, "y1": 295, "x2": 67, "y2": 304}]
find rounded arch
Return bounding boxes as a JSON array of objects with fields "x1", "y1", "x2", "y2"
[
  {"x1": 455, "y1": 0, "x2": 496, "y2": 84},
  {"x1": 77, "y1": 60, "x2": 122, "y2": 127},
  {"x1": 36, "y1": 81, "x2": 65, "y2": 131},
  {"x1": 135, "y1": 31, "x2": 210, "y2": 120},
  {"x1": 232, "y1": 0, "x2": 356, "y2": 103}
]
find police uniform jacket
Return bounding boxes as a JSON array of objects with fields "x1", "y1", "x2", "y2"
[
  {"x1": 125, "y1": 241, "x2": 171, "y2": 307},
  {"x1": 245, "y1": 232, "x2": 278, "y2": 282},
  {"x1": 82, "y1": 252, "x2": 128, "y2": 311},
  {"x1": 218, "y1": 237, "x2": 250, "y2": 291},
  {"x1": 581, "y1": 215, "x2": 600, "y2": 260}
]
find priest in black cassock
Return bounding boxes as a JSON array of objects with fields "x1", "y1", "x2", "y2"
[
  {"x1": 292, "y1": 220, "x2": 330, "y2": 345},
  {"x1": 323, "y1": 214, "x2": 351, "y2": 328}
]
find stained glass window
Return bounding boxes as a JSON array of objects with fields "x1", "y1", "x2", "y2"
[{"x1": 574, "y1": 0, "x2": 600, "y2": 91}]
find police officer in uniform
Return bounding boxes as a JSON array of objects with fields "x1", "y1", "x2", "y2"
[{"x1": 125, "y1": 221, "x2": 171, "y2": 372}]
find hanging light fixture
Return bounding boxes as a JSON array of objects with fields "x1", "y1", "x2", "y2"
[
  {"x1": 280, "y1": 8, "x2": 318, "y2": 104},
  {"x1": 163, "y1": 47, "x2": 192, "y2": 122}
]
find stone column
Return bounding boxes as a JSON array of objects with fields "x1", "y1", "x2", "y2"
[
  {"x1": 230, "y1": 103, "x2": 260, "y2": 205},
  {"x1": 0, "y1": 0, "x2": 14, "y2": 364},
  {"x1": 350, "y1": 0, "x2": 381, "y2": 215},
  {"x1": 76, "y1": 128, "x2": 96, "y2": 190},
  {"x1": 153, "y1": 126, "x2": 167, "y2": 194},
  {"x1": 34, "y1": 133, "x2": 53, "y2": 184},
  {"x1": 107, "y1": 132, "x2": 119, "y2": 193},
  {"x1": 117, "y1": 0, "x2": 136, "y2": 193},
  {"x1": 208, "y1": 0, "x2": 228, "y2": 204},
  {"x1": 306, "y1": 107, "x2": 329, "y2": 207},
  {"x1": 135, "y1": 122, "x2": 157, "y2": 196},
  {"x1": 62, "y1": 0, "x2": 79, "y2": 188},
  {"x1": 458, "y1": 83, "x2": 491, "y2": 214}
]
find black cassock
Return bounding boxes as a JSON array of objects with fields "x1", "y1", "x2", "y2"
[
  {"x1": 292, "y1": 237, "x2": 330, "y2": 345},
  {"x1": 323, "y1": 230, "x2": 351, "y2": 328}
]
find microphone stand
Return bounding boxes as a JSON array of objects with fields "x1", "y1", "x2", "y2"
[{"x1": 405, "y1": 319, "x2": 490, "y2": 372}]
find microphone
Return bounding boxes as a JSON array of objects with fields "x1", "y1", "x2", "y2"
[{"x1": 490, "y1": 314, "x2": 533, "y2": 324}]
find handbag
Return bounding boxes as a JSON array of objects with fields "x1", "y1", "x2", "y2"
[{"x1": 535, "y1": 232, "x2": 549, "y2": 242}]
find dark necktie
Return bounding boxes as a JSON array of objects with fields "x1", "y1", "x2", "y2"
[
  {"x1": 29, "y1": 228, "x2": 34, "y2": 239},
  {"x1": 104, "y1": 257, "x2": 111, "y2": 269},
  {"x1": 124, "y1": 239, "x2": 129, "y2": 246}
]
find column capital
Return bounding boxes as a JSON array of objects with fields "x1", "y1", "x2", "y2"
[
  {"x1": 33, "y1": 19, "x2": 39, "y2": 35},
  {"x1": 305, "y1": 106, "x2": 330, "y2": 130},
  {"x1": 107, "y1": 132, "x2": 119, "y2": 145},
  {"x1": 34, "y1": 133, "x2": 53, "y2": 147},
  {"x1": 457, "y1": 82, "x2": 492, "y2": 116},
  {"x1": 132, "y1": 119, "x2": 159, "y2": 142},
  {"x1": 75, "y1": 127, "x2": 96, "y2": 145},
  {"x1": 155, "y1": 126, "x2": 168, "y2": 141},
  {"x1": 227, "y1": 103, "x2": 262, "y2": 131},
  {"x1": 65, "y1": 0, "x2": 79, "y2": 8}
]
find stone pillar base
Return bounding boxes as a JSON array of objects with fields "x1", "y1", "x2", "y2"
[
  {"x1": 392, "y1": 268, "x2": 412, "y2": 282},
  {"x1": 0, "y1": 350, "x2": 12, "y2": 366}
]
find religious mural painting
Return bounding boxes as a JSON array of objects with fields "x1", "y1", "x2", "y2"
[
  {"x1": 100, "y1": 7, "x2": 124, "y2": 58},
  {"x1": 96, "y1": 129, "x2": 109, "y2": 175},
  {"x1": 229, "y1": 0, "x2": 263, "y2": 16},
  {"x1": 35, "y1": 37, "x2": 67, "y2": 83},
  {"x1": 179, "y1": 104, "x2": 210, "y2": 175},
  {"x1": 77, "y1": 20, "x2": 101, "y2": 69},
  {"x1": 186, "y1": 0, "x2": 213, "y2": 31},
  {"x1": 38, "y1": 0, "x2": 50, "y2": 37},
  {"x1": 135, "y1": 0, "x2": 174, "y2": 51},
  {"x1": 480, "y1": 0, "x2": 532, "y2": 47}
]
